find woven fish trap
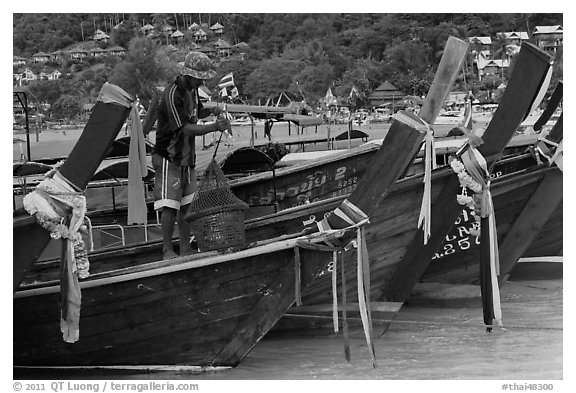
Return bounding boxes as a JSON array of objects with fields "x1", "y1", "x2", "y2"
[{"x1": 186, "y1": 160, "x2": 248, "y2": 251}]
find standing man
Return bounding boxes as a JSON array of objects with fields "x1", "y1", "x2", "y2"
[{"x1": 153, "y1": 51, "x2": 230, "y2": 259}]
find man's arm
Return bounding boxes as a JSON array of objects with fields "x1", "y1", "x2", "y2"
[
  {"x1": 198, "y1": 100, "x2": 222, "y2": 119},
  {"x1": 181, "y1": 116, "x2": 229, "y2": 137}
]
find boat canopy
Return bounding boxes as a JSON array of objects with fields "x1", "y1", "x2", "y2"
[{"x1": 220, "y1": 147, "x2": 275, "y2": 175}]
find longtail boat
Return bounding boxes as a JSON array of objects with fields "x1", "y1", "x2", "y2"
[
  {"x1": 13, "y1": 37, "x2": 473, "y2": 369},
  {"x1": 14, "y1": 60, "x2": 436, "y2": 368},
  {"x1": 376, "y1": 42, "x2": 553, "y2": 331},
  {"x1": 421, "y1": 114, "x2": 562, "y2": 286}
]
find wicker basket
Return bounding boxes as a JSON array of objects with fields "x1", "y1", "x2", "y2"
[
  {"x1": 186, "y1": 160, "x2": 248, "y2": 252},
  {"x1": 189, "y1": 208, "x2": 246, "y2": 252}
]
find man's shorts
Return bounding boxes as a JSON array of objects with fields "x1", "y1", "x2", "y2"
[{"x1": 152, "y1": 153, "x2": 197, "y2": 210}]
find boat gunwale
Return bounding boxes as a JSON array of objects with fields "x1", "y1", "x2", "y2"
[{"x1": 15, "y1": 229, "x2": 342, "y2": 297}]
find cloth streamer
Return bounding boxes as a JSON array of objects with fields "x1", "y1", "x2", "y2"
[
  {"x1": 417, "y1": 124, "x2": 436, "y2": 244},
  {"x1": 23, "y1": 171, "x2": 89, "y2": 342},
  {"x1": 460, "y1": 147, "x2": 502, "y2": 328},
  {"x1": 305, "y1": 198, "x2": 376, "y2": 367},
  {"x1": 127, "y1": 104, "x2": 148, "y2": 225}
]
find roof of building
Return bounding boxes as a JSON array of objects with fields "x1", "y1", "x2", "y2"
[
  {"x1": 210, "y1": 22, "x2": 224, "y2": 30},
  {"x1": 107, "y1": 46, "x2": 126, "y2": 52},
  {"x1": 477, "y1": 58, "x2": 510, "y2": 69},
  {"x1": 533, "y1": 25, "x2": 563, "y2": 34},
  {"x1": 498, "y1": 31, "x2": 529, "y2": 40},
  {"x1": 469, "y1": 36, "x2": 492, "y2": 45},
  {"x1": 215, "y1": 39, "x2": 231, "y2": 48}
]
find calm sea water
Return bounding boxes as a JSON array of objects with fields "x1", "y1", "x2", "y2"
[{"x1": 13, "y1": 277, "x2": 563, "y2": 381}]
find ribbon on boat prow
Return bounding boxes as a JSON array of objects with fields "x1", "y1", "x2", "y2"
[
  {"x1": 534, "y1": 116, "x2": 563, "y2": 172},
  {"x1": 390, "y1": 110, "x2": 438, "y2": 245},
  {"x1": 22, "y1": 82, "x2": 135, "y2": 343},
  {"x1": 297, "y1": 199, "x2": 377, "y2": 368}
]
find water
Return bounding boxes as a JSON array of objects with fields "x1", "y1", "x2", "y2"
[{"x1": 13, "y1": 278, "x2": 562, "y2": 381}]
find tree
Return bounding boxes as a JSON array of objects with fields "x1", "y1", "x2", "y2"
[
  {"x1": 244, "y1": 56, "x2": 304, "y2": 102},
  {"x1": 107, "y1": 37, "x2": 170, "y2": 102},
  {"x1": 492, "y1": 34, "x2": 514, "y2": 79},
  {"x1": 52, "y1": 94, "x2": 81, "y2": 119}
]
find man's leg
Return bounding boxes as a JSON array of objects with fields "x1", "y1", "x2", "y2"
[
  {"x1": 179, "y1": 167, "x2": 198, "y2": 255},
  {"x1": 160, "y1": 207, "x2": 178, "y2": 259},
  {"x1": 178, "y1": 205, "x2": 193, "y2": 255}
]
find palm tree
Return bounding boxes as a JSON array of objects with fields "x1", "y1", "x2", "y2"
[{"x1": 492, "y1": 33, "x2": 514, "y2": 79}]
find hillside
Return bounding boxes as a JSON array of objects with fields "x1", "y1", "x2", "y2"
[{"x1": 13, "y1": 13, "x2": 563, "y2": 119}]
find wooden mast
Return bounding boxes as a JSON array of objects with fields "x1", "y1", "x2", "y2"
[{"x1": 379, "y1": 42, "x2": 552, "y2": 302}]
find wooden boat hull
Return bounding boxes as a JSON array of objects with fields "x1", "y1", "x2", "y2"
[
  {"x1": 14, "y1": 239, "x2": 332, "y2": 368},
  {"x1": 19, "y1": 154, "x2": 552, "y2": 333},
  {"x1": 228, "y1": 135, "x2": 537, "y2": 217},
  {"x1": 421, "y1": 166, "x2": 562, "y2": 284}
]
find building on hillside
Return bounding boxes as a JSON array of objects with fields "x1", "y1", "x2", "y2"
[
  {"x1": 198, "y1": 45, "x2": 216, "y2": 57},
  {"x1": 13, "y1": 56, "x2": 27, "y2": 67},
  {"x1": 40, "y1": 69, "x2": 61, "y2": 80},
  {"x1": 497, "y1": 31, "x2": 529, "y2": 46},
  {"x1": 367, "y1": 81, "x2": 405, "y2": 107},
  {"x1": 468, "y1": 36, "x2": 492, "y2": 63},
  {"x1": 51, "y1": 50, "x2": 65, "y2": 63},
  {"x1": 32, "y1": 52, "x2": 51, "y2": 63},
  {"x1": 171, "y1": 30, "x2": 184, "y2": 43},
  {"x1": 162, "y1": 25, "x2": 175, "y2": 35},
  {"x1": 69, "y1": 48, "x2": 88, "y2": 60},
  {"x1": 108, "y1": 46, "x2": 127, "y2": 56},
  {"x1": 188, "y1": 22, "x2": 199, "y2": 31},
  {"x1": 21, "y1": 68, "x2": 37, "y2": 83},
  {"x1": 468, "y1": 36, "x2": 492, "y2": 51},
  {"x1": 141, "y1": 24, "x2": 155, "y2": 35},
  {"x1": 210, "y1": 22, "x2": 224, "y2": 36},
  {"x1": 194, "y1": 29, "x2": 207, "y2": 43},
  {"x1": 533, "y1": 25, "x2": 563, "y2": 54},
  {"x1": 214, "y1": 39, "x2": 231, "y2": 56},
  {"x1": 93, "y1": 29, "x2": 110, "y2": 42},
  {"x1": 476, "y1": 58, "x2": 510, "y2": 80},
  {"x1": 232, "y1": 42, "x2": 249, "y2": 60},
  {"x1": 89, "y1": 47, "x2": 108, "y2": 58}
]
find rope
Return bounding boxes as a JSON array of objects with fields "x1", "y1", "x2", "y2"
[
  {"x1": 331, "y1": 251, "x2": 338, "y2": 333},
  {"x1": 340, "y1": 253, "x2": 350, "y2": 361},
  {"x1": 294, "y1": 247, "x2": 302, "y2": 307}
]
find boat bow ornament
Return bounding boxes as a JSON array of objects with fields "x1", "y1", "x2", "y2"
[
  {"x1": 21, "y1": 82, "x2": 136, "y2": 343},
  {"x1": 451, "y1": 146, "x2": 502, "y2": 328}
]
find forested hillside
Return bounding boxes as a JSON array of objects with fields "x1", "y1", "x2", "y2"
[{"x1": 13, "y1": 13, "x2": 562, "y2": 118}]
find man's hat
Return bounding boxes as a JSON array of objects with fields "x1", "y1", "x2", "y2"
[{"x1": 177, "y1": 51, "x2": 217, "y2": 80}]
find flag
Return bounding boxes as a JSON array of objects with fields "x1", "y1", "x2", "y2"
[
  {"x1": 218, "y1": 72, "x2": 234, "y2": 88},
  {"x1": 349, "y1": 86, "x2": 358, "y2": 99},
  {"x1": 461, "y1": 101, "x2": 473, "y2": 130},
  {"x1": 324, "y1": 87, "x2": 337, "y2": 106},
  {"x1": 231, "y1": 86, "x2": 239, "y2": 98}
]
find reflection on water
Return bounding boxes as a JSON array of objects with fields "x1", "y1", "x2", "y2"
[{"x1": 14, "y1": 279, "x2": 562, "y2": 380}]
